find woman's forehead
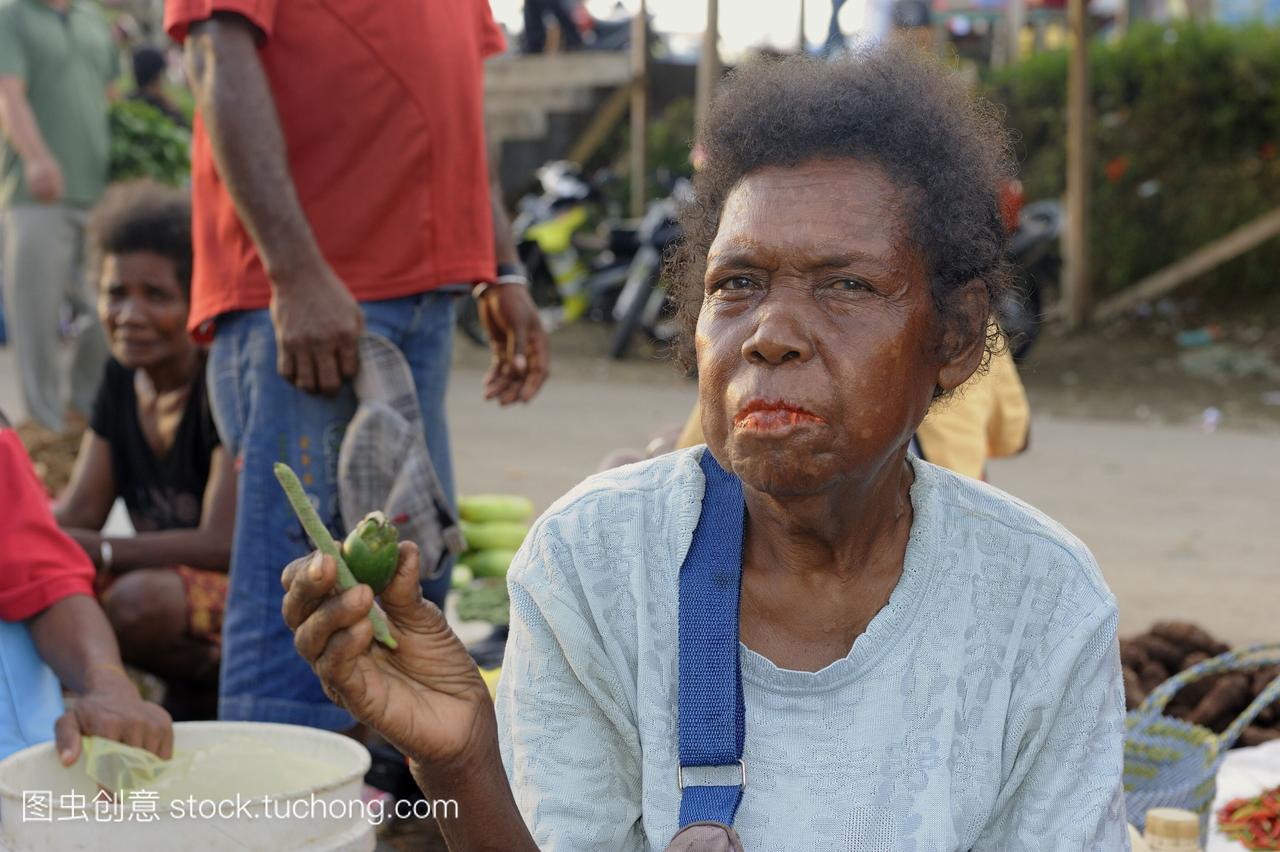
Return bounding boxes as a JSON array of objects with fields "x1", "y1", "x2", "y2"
[{"x1": 709, "y1": 161, "x2": 907, "y2": 267}]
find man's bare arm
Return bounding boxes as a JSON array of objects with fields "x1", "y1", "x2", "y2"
[
  {"x1": 183, "y1": 14, "x2": 361, "y2": 395},
  {"x1": 477, "y1": 174, "x2": 550, "y2": 405},
  {"x1": 182, "y1": 16, "x2": 320, "y2": 286},
  {"x1": 0, "y1": 76, "x2": 49, "y2": 159},
  {"x1": 0, "y1": 76, "x2": 63, "y2": 201},
  {"x1": 28, "y1": 595, "x2": 174, "y2": 763}
]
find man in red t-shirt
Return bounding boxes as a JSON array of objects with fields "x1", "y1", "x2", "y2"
[
  {"x1": 164, "y1": 0, "x2": 549, "y2": 730},
  {"x1": 0, "y1": 408, "x2": 172, "y2": 763}
]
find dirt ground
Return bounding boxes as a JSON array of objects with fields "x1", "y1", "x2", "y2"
[
  {"x1": 1016, "y1": 290, "x2": 1280, "y2": 434},
  {"x1": 447, "y1": 312, "x2": 1279, "y2": 648}
]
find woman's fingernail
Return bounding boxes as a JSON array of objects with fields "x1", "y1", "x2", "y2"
[{"x1": 59, "y1": 749, "x2": 73, "y2": 763}]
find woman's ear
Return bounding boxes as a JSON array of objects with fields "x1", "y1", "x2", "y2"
[{"x1": 936, "y1": 280, "x2": 990, "y2": 394}]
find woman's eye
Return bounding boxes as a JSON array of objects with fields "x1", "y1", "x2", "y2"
[
  {"x1": 719, "y1": 276, "x2": 755, "y2": 292},
  {"x1": 831, "y1": 278, "x2": 870, "y2": 292}
]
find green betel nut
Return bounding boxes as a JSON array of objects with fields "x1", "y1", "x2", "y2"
[
  {"x1": 273, "y1": 464, "x2": 397, "y2": 650},
  {"x1": 342, "y1": 511, "x2": 400, "y2": 595}
]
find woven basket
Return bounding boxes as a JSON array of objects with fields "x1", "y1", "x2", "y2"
[{"x1": 1124, "y1": 643, "x2": 1280, "y2": 845}]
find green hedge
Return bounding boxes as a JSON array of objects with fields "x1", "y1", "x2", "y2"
[
  {"x1": 108, "y1": 100, "x2": 191, "y2": 187},
  {"x1": 986, "y1": 23, "x2": 1280, "y2": 300}
]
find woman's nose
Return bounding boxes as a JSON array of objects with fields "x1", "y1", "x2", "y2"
[
  {"x1": 741, "y1": 296, "x2": 815, "y2": 366},
  {"x1": 114, "y1": 297, "x2": 145, "y2": 325}
]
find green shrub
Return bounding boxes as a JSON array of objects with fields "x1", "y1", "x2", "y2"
[
  {"x1": 986, "y1": 23, "x2": 1280, "y2": 300},
  {"x1": 108, "y1": 100, "x2": 191, "y2": 187}
]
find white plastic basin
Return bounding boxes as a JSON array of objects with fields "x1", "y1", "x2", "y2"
[{"x1": 0, "y1": 721, "x2": 375, "y2": 851}]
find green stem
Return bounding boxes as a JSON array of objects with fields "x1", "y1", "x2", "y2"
[{"x1": 274, "y1": 463, "x2": 398, "y2": 650}]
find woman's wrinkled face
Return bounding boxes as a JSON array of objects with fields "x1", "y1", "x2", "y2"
[
  {"x1": 696, "y1": 159, "x2": 970, "y2": 497},
  {"x1": 98, "y1": 251, "x2": 192, "y2": 370}
]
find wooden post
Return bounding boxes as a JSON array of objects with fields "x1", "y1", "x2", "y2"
[
  {"x1": 696, "y1": 0, "x2": 721, "y2": 139},
  {"x1": 1007, "y1": 0, "x2": 1027, "y2": 64},
  {"x1": 1063, "y1": 0, "x2": 1092, "y2": 328},
  {"x1": 991, "y1": 17, "x2": 1010, "y2": 67},
  {"x1": 799, "y1": 0, "x2": 807, "y2": 52},
  {"x1": 630, "y1": 0, "x2": 650, "y2": 219}
]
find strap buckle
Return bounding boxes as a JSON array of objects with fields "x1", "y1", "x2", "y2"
[{"x1": 677, "y1": 760, "x2": 747, "y2": 791}]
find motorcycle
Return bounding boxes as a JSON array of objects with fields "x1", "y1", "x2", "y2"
[
  {"x1": 607, "y1": 178, "x2": 691, "y2": 361},
  {"x1": 457, "y1": 161, "x2": 639, "y2": 345},
  {"x1": 998, "y1": 179, "x2": 1062, "y2": 363}
]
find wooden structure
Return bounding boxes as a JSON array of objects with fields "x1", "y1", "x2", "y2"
[
  {"x1": 1063, "y1": 0, "x2": 1092, "y2": 328},
  {"x1": 631, "y1": 1, "x2": 650, "y2": 218},
  {"x1": 483, "y1": 11, "x2": 657, "y2": 213},
  {"x1": 1091, "y1": 206, "x2": 1280, "y2": 322},
  {"x1": 484, "y1": 52, "x2": 632, "y2": 153},
  {"x1": 696, "y1": 0, "x2": 721, "y2": 138}
]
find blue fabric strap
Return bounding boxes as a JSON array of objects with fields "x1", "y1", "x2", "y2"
[{"x1": 677, "y1": 449, "x2": 747, "y2": 828}]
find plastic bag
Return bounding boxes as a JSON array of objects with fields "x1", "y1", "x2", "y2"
[{"x1": 80, "y1": 736, "x2": 191, "y2": 795}]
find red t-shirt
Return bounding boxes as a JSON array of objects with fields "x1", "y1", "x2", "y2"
[
  {"x1": 165, "y1": 0, "x2": 507, "y2": 334},
  {"x1": 0, "y1": 430, "x2": 96, "y2": 622}
]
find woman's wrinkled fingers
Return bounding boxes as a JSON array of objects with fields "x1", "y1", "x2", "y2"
[
  {"x1": 281, "y1": 552, "x2": 338, "y2": 630},
  {"x1": 293, "y1": 584, "x2": 373, "y2": 664},
  {"x1": 313, "y1": 617, "x2": 376, "y2": 702},
  {"x1": 380, "y1": 542, "x2": 426, "y2": 614}
]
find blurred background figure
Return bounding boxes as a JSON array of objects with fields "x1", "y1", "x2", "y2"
[
  {"x1": 54, "y1": 180, "x2": 233, "y2": 722},
  {"x1": 825, "y1": 0, "x2": 850, "y2": 52},
  {"x1": 523, "y1": 0, "x2": 584, "y2": 53},
  {"x1": 912, "y1": 331, "x2": 1032, "y2": 482},
  {"x1": 0, "y1": 0, "x2": 116, "y2": 435},
  {"x1": 128, "y1": 45, "x2": 186, "y2": 127}
]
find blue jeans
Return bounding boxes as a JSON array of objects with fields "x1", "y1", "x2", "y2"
[{"x1": 207, "y1": 292, "x2": 457, "y2": 730}]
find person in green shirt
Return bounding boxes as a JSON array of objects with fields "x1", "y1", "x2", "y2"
[{"x1": 0, "y1": 0, "x2": 117, "y2": 433}]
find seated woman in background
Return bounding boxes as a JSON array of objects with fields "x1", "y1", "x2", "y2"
[{"x1": 56, "y1": 180, "x2": 235, "y2": 720}]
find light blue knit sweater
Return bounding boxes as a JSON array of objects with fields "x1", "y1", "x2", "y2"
[{"x1": 496, "y1": 448, "x2": 1130, "y2": 851}]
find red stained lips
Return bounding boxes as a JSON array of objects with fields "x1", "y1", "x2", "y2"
[{"x1": 733, "y1": 398, "x2": 827, "y2": 434}]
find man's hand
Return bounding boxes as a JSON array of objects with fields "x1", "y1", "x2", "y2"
[
  {"x1": 281, "y1": 543, "x2": 495, "y2": 767},
  {"x1": 24, "y1": 153, "x2": 64, "y2": 203},
  {"x1": 269, "y1": 264, "x2": 363, "y2": 395},
  {"x1": 476, "y1": 285, "x2": 549, "y2": 405},
  {"x1": 55, "y1": 671, "x2": 173, "y2": 766}
]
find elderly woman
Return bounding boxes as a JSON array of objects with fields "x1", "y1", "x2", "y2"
[{"x1": 282, "y1": 47, "x2": 1128, "y2": 850}]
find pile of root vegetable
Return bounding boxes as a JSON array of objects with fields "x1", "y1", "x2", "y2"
[
  {"x1": 16, "y1": 421, "x2": 82, "y2": 497},
  {"x1": 1121, "y1": 621, "x2": 1280, "y2": 748}
]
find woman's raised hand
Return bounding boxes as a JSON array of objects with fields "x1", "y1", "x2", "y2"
[{"x1": 280, "y1": 542, "x2": 495, "y2": 767}]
